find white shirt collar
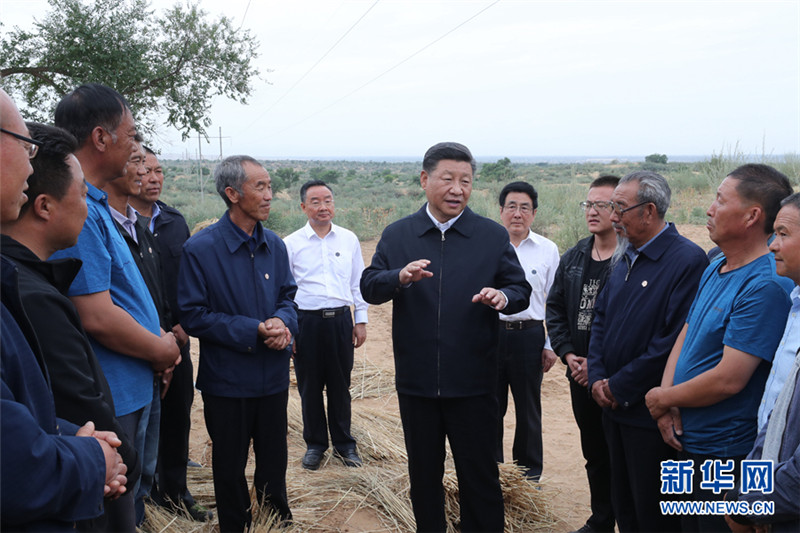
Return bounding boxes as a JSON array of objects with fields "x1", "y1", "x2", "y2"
[
  {"x1": 301, "y1": 221, "x2": 337, "y2": 239},
  {"x1": 425, "y1": 203, "x2": 464, "y2": 233}
]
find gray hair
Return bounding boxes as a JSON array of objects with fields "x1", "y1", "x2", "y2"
[
  {"x1": 610, "y1": 233, "x2": 629, "y2": 270},
  {"x1": 215, "y1": 155, "x2": 261, "y2": 208},
  {"x1": 620, "y1": 171, "x2": 671, "y2": 219}
]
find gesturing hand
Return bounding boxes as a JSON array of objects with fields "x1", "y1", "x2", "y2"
[
  {"x1": 471, "y1": 287, "x2": 507, "y2": 310},
  {"x1": 399, "y1": 259, "x2": 433, "y2": 285}
]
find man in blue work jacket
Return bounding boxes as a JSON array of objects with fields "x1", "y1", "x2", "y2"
[
  {"x1": 361, "y1": 142, "x2": 531, "y2": 533},
  {"x1": 177, "y1": 155, "x2": 297, "y2": 532},
  {"x1": 587, "y1": 171, "x2": 708, "y2": 532}
]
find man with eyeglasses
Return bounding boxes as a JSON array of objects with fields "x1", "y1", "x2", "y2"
[
  {"x1": 494, "y1": 180, "x2": 559, "y2": 482},
  {"x1": 0, "y1": 122, "x2": 39, "y2": 221},
  {"x1": 2, "y1": 120, "x2": 142, "y2": 531},
  {"x1": 284, "y1": 180, "x2": 369, "y2": 471},
  {"x1": 645, "y1": 164, "x2": 793, "y2": 532},
  {"x1": 49, "y1": 84, "x2": 181, "y2": 528},
  {"x1": 586, "y1": 171, "x2": 708, "y2": 532},
  {"x1": 1, "y1": 89, "x2": 128, "y2": 531},
  {"x1": 546, "y1": 175, "x2": 619, "y2": 533}
]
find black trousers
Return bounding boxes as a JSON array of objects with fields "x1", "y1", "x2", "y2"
[
  {"x1": 77, "y1": 408, "x2": 142, "y2": 532},
  {"x1": 398, "y1": 393, "x2": 504, "y2": 533},
  {"x1": 495, "y1": 321, "x2": 545, "y2": 478},
  {"x1": 295, "y1": 310, "x2": 356, "y2": 452},
  {"x1": 203, "y1": 391, "x2": 291, "y2": 533},
  {"x1": 679, "y1": 450, "x2": 746, "y2": 533},
  {"x1": 602, "y1": 414, "x2": 681, "y2": 532},
  {"x1": 569, "y1": 377, "x2": 615, "y2": 531},
  {"x1": 155, "y1": 341, "x2": 194, "y2": 506}
]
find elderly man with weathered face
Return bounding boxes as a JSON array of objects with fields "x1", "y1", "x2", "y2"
[
  {"x1": 586, "y1": 171, "x2": 708, "y2": 532},
  {"x1": 178, "y1": 155, "x2": 297, "y2": 532},
  {"x1": 361, "y1": 142, "x2": 531, "y2": 532},
  {"x1": 645, "y1": 164, "x2": 793, "y2": 532}
]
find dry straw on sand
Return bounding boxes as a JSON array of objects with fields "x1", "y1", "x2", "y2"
[{"x1": 143, "y1": 361, "x2": 556, "y2": 532}]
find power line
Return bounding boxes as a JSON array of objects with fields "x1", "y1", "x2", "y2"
[
  {"x1": 244, "y1": 0, "x2": 380, "y2": 131},
  {"x1": 239, "y1": 0, "x2": 252, "y2": 29},
  {"x1": 270, "y1": 0, "x2": 501, "y2": 136}
]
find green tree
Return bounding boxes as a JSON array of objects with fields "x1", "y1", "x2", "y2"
[
  {"x1": 0, "y1": 0, "x2": 259, "y2": 139},
  {"x1": 309, "y1": 167, "x2": 341, "y2": 184},
  {"x1": 480, "y1": 157, "x2": 515, "y2": 182},
  {"x1": 273, "y1": 167, "x2": 302, "y2": 193},
  {"x1": 645, "y1": 153, "x2": 668, "y2": 164}
]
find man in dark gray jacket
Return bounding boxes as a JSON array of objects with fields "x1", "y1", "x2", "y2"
[{"x1": 360, "y1": 142, "x2": 531, "y2": 533}]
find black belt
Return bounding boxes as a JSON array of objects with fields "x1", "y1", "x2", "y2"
[
  {"x1": 299, "y1": 306, "x2": 349, "y2": 318},
  {"x1": 500, "y1": 319, "x2": 542, "y2": 330}
]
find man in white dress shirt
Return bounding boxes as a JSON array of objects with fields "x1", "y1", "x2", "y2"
[
  {"x1": 496, "y1": 180, "x2": 560, "y2": 480},
  {"x1": 284, "y1": 179, "x2": 368, "y2": 470}
]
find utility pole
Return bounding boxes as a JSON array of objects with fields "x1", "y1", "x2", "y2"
[
  {"x1": 197, "y1": 134, "x2": 204, "y2": 201},
  {"x1": 196, "y1": 129, "x2": 231, "y2": 200}
]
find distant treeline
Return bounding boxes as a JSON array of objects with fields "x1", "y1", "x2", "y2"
[{"x1": 159, "y1": 154, "x2": 799, "y2": 253}]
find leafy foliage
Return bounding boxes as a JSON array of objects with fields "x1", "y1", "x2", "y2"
[
  {"x1": 479, "y1": 157, "x2": 516, "y2": 182},
  {"x1": 0, "y1": 0, "x2": 259, "y2": 139},
  {"x1": 272, "y1": 167, "x2": 302, "y2": 193},
  {"x1": 645, "y1": 153, "x2": 669, "y2": 164},
  {"x1": 309, "y1": 167, "x2": 342, "y2": 184}
]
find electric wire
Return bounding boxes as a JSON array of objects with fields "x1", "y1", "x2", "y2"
[
  {"x1": 243, "y1": 0, "x2": 380, "y2": 131},
  {"x1": 269, "y1": 0, "x2": 501, "y2": 136}
]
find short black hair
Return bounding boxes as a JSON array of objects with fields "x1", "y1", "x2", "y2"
[
  {"x1": 54, "y1": 83, "x2": 131, "y2": 146},
  {"x1": 299, "y1": 179, "x2": 332, "y2": 203},
  {"x1": 142, "y1": 145, "x2": 156, "y2": 156},
  {"x1": 422, "y1": 142, "x2": 476, "y2": 175},
  {"x1": 591, "y1": 174, "x2": 620, "y2": 189},
  {"x1": 780, "y1": 192, "x2": 800, "y2": 212},
  {"x1": 498, "y1": 181, "x2": 538, "y2": 209},
  {"x1": 19, "y1": 122, "x2": 79, "y2": 217},
  {"x1": 727, "y1": 164, "x2": 793, "y2": 234}
]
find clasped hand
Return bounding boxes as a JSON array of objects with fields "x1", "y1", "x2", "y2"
[{"x1": 259, "y1": 317, "x2": 291, "y2": 350}]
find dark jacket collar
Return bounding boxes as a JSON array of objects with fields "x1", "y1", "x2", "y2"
[
  {"x1": 0, "y1": 235, "x2": 82, "y2": 294},
  {"x1": 219, "y1": 210, "x2": 271, "y2": 255},
  {"x1": 637, "y1": 222, "x2": 679, "y2": 262}
]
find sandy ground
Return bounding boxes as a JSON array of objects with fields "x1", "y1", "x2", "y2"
[{"x1": 186, "y1": 227, "x2": 715, "y2": 532}]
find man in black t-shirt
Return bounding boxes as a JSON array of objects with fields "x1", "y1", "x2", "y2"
[{"x1": 546, "y1": 175, "x2": 620, "y2": 533}]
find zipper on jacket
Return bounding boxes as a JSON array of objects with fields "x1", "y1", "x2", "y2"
[{"x1": 437, "y1": 230, "x2": 445, "y2": 396}]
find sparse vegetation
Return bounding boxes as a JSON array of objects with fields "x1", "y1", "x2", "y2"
[{"x1": 160, "y1": 153, "x2": 799, "y2": 253}]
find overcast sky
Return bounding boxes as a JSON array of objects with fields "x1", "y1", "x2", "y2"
[{"x1": 2, "y1": 0, "x2": 799, "y2": 160}]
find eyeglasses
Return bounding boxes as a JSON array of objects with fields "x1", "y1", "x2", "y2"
[
  {"x1": 502, "y1": 203, "x2": 534, "y2": 215},
  {"x1": 1, "y1": 127, "x2": 42, "y2": 159},
  {"x1": 610, "y1": 200, "x2": 650, "y2": 216},
  {"x1": 579, "y1": 201, "x2": 613, "y2": 212}
]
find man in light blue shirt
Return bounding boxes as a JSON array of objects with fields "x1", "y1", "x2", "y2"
[{"x1": 757, "y1": 286, "x2": 800, "y2": 429}]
